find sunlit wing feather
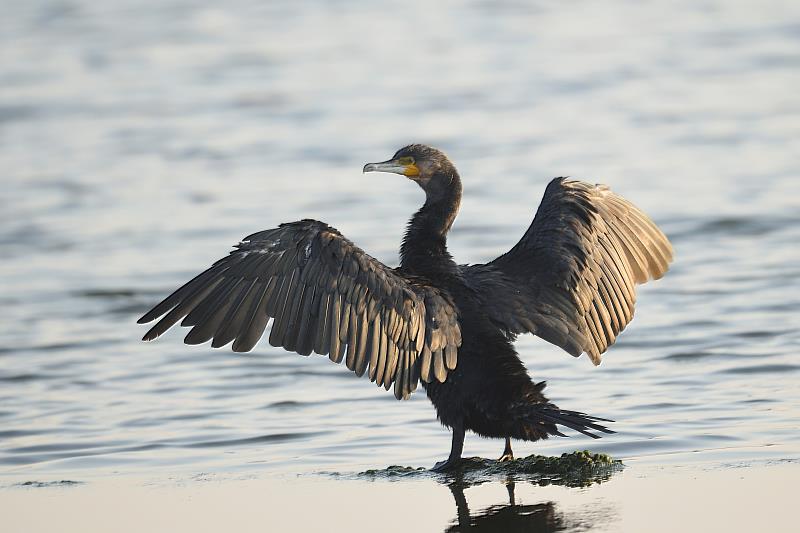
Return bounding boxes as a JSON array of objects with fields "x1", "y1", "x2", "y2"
[
  {"x1": 462, "y1": 178, "x2": 672, "y2": 364},
  {"x1": 139, "y1": 219, "x2": 461, "y2": 399}
]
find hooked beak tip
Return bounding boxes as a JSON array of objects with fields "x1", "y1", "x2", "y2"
[{"x1": 363, "y1": 160, "x2": 407, "y2": 175}]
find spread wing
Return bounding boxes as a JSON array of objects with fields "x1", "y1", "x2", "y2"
[
  {"x1": 461, "y1": 178, "x2": 672, "y2": 365},
  {"x1": 138, "y1": 219, "x2": 461, "y2": 399}
]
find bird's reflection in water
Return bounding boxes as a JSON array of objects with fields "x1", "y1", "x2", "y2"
[
  {"x1": 439, "y1": 460, "x2": 623, "y2": 533},
  {"x1": 444, "y1": 475, "x2": 561, "y2": 533},
  {"x1": 357, "y1": 453, "x2": 620, "y2": 531}
]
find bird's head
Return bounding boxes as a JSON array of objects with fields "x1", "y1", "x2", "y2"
[{"x1": 363, "y1": 144, "x2": 459, "y2": 200}]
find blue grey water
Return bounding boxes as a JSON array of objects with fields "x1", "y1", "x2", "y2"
[{"x1": 1, "y1": 0, "x2": 799, "y2": 486}]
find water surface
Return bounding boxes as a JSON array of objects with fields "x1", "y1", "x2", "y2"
[{"x1": 1, "y1": 0, "x2": 799, "y2": 530}]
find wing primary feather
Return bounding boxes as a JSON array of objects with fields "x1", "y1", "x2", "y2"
[
  {"x1": 184, "y1": 292, "x2": 236, "y2": 346},
  {"x1": 619, "y1": 212, "x2": 665, "y2": 276},
  {"x1": 592, "y1": 297, "x2": 615, "y2": 348},
  {"x1": 384, "y1": 342, "x2": 400, "y2": 388},
  {"x1": 614, "y1": 200, "x2": 671, "y2": 275},
  {"x1": 263, "y1": 274, "x2": 287, "y2": 317},
  {"x1": 599, "y1": 235, "x2": 636, "y2": 306},
  {"x1": 607, "y1": 220, "x2": 650, "y2": 283},
  {"x1": 420, "y1": 345, "x2": 433, "y2": 382},
  {"x1": 345, "y1": 304, "x2": 360, "y2": 370},
  {"x1": 369, "y1": 311, "x2": 383, "y2": 381},
  {"x1": 143, "y1": 278, "x2": 224, "y2": 341},
  {"x1": 444, "y1": 344, "x2": 457, "y2": 370},
  {"x1": 282, "y1": 282, "x2": 308, "y2": 353},
  {"x1": 181, "y1": 276, "x2": 239, "y2": 328},
  {"x1": 362, "y1": 314, "x2": 380, "y2": 378},
  {"x1": 584, "y1": 302, "x2": 603, "y2": 346},
  {"x1": 433, "y1": 349, "x2": 446, "y2": 383},
  {"x1": 328, "y1": 293, "x2": 343, "y2": 363},
  {"x1": 314, "y1": 292, "x2": 332, "y2": 355},
  {"x1": 596, "y1": 255, "x2": 627, "y2": 330},
  {"x1": 138, "y1": 266, "x2": 226, "y2": 324},
  {"x1": 393, "y1": 353, "x2": 406, "y2": 400},
  {"x1": 294, "y1": 284, "x2": 318, "y2": 356},
  {"x1": 412, "y1": 308, "x2": 425, "y2": 353},
  {"x1": 211, "y1": 279, "x2": 258, "y2": 348},
  {"x1": 268, "y1": 268, "x2": 299, "y2": 348},
  {"x1": 232, "y1": 282, "x2": 271, "y2": 352},
  {"x1": 590, "y1": 265, "x2": 619, "y2": 333},
  {"x1": 409, "y1": 351, "x2": 419, "y2": 393},
  {"x1": 376, "y1": 326, "x2": 390, "y2": 386},
  {"x1": 353, "y1": 309, "x2": 369, "y2": 373},
  {"x1": 339, "y1": 301, "x2": 352, "y2": 344},
  {"x1": 405, "y1": 349, "x2": 415, "y2": 396},
  {"x1": 319, "y1": 291, "x2": 337, "y2": 358}
]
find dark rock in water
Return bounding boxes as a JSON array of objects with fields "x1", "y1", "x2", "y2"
[
  {"x1": 357, "y1": 450, "x2": 622, "y2": 487},
  {"x1": 359, "y1": 464, "x2": 428, "y2": 478},
  {"x1": 456, "y1": 450, "x2": 622, "y2": 487}
]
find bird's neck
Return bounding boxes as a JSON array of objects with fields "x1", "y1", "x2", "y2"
[{"x1": 400, "y1": 174, "x2": 462, "y2": 274}]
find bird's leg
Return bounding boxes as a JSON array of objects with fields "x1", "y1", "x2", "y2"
[
  {"x1": 448, "y1": 481, "x2": 470, "y2": 528},
  {"x1": 505, "y1": 478, "x2": 516, "y2": 506},
  {"x1": 432, "y1": 422, "x2": 465, "y2": 472},
  {"x1": 497, "y1": 436, "x2": 514, "y2": 462}
]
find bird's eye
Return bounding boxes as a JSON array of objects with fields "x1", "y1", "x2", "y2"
[{"x1": 397, "y1": 156, "x2": 415, "y2": 166}]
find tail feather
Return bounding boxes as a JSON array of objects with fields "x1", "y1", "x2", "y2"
[{"x1": 534, "y1": 408, "x2": 615, "y2": 439}]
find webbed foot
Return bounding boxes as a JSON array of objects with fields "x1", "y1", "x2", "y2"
[
  {"x1": 497, "y1": 437, "x2": 514, "y2": 462},
  {"x1": 431, "y1": 457, "x2": 462, "y2": 472}
]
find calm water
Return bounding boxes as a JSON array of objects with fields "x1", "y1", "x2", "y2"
[{"x1": 2, "y1": 0, "x2": 800, "y2": 529}]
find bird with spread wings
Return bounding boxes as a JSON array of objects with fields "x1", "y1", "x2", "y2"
[{"x1": 139, "y1": 144, "x2": 672, "y2": 470}]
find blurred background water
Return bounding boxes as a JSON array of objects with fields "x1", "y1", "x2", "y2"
[{"x1": 1, "y1": 0, "x2": 799, "y2": 488}]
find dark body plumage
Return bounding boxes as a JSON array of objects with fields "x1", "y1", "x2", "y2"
[{"x1": 139, "y1": 144, "x2": 672, "y2": 470}]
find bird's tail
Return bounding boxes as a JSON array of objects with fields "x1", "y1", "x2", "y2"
[
  {"x1": 531, "y1": 407, "x2": 615, "y2": 439},
  {"x1": 505, "y1": 381, "x2": 615, "y2": 441}
]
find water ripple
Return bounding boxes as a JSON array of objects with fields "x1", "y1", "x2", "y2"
[{"x1": 0, "y1": 0, "x2": 798, "y2": 480}]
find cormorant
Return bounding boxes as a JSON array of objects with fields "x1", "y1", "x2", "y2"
[{"x1": 138, "y1": 144, "x2": 673, "y2": 471}]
